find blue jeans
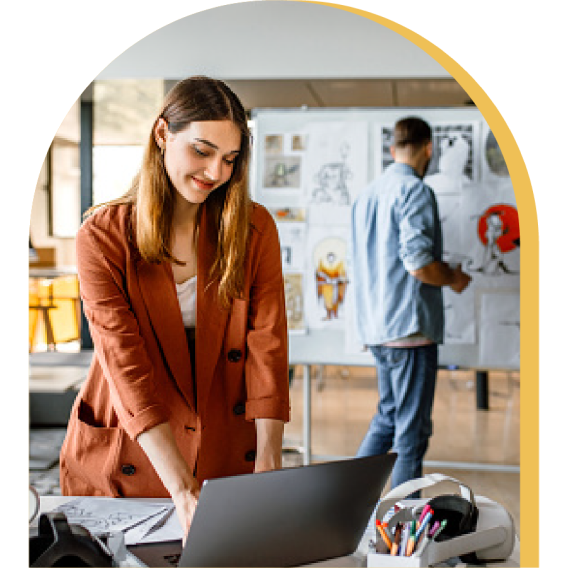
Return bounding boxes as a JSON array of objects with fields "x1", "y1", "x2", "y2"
[{"x1": 356, "y1": 344, "x2": 438, "y2": 495}]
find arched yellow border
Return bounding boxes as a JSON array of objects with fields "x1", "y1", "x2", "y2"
[{"x1": 302, "y1": 2, "x2": 538, "y2": 565}]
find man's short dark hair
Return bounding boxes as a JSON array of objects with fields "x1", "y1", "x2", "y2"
[{"x1": 393, "y1": 117, "x2": 432, "y2": 153}]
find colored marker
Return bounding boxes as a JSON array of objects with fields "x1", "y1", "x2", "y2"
[
  {"x1": 414, "y1": 530, "x2": 433, "y2": 557},
  {"x1": 418, "y1": 504, "x2": 431, "y2": 525},
  {"x1": 376, "y1": 520, "x2": 392, "y2": 550},
  {"x1": 428, "y1": 520, "x2": 441, "y2": 538},
  {"x1": 406, "y1": 520, "x2": 417, "y2": 556},
  {"x1": 432, "y1": 519, "x2": 447, "y2": 540},
  {"x1": 417, "y1": 518, "x2": 448, "y2": 557},
  {"x1": 400, "y1": 524, "x2": 409, "y2": 556},
  {"x1": 415, "y1": 511, "x2": 433, "y2": 541},
  {"x1": 390, "y1": 523, "x2": 402, "y2": 556}
]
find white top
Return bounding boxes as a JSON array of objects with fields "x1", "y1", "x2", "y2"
[{"x1": 175, "y1": 275, "x2": 197, "y2": 328}]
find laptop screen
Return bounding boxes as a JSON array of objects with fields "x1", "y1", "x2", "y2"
[{"x1": 177, "y1": 453, "x2": 396, "y2": 567}]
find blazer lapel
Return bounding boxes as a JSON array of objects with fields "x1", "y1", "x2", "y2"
[
  {"x1": 136, "y1": 259, "x2": 196, "y2": 411},
  {"x1": 195, "y1": 204, "x2": 229, "y2": 414}
]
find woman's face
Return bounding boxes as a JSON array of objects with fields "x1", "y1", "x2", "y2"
[{"x1": 160, "y1": 120, "x2": 242, "y2": 205}]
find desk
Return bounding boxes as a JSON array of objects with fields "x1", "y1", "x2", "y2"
[{"x1": 34, "y1": 496, "x2": 519, "y2": 567}]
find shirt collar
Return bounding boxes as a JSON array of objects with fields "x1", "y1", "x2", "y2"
[{"x1": 390, "y1": 161, "x2": 421, "y2": 178}]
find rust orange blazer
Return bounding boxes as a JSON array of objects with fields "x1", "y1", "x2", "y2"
[{"x1": 59, "y1": 201, "x2": 290, "y2": 497}]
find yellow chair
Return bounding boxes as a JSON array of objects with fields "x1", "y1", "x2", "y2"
[
  {"x1": 29, "y1": 275, "x2": 80, "y2": 350},
  {"x1": 29, "y1": 278, "x2": 56, "y2": 351}
]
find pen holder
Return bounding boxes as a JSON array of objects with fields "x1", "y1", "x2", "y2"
[
  {"x1": 367, "y1": 474, "x2": 515, "y2": 566},
  {"x1": 367, "y1": 525, "x2": 508, "y2": 567}
]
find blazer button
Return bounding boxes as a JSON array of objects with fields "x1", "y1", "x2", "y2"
[
  {"x1": 233, "y1": 403, "x2": 245, "y2": 416},
  {"x1": 245, "y1": 450, "x2": 256, "y2": 462},
  {"x1": 121, "y1": 464, "x2": 136, "y2": 476},
  {"x1": 228, "y1": 349, "x2": 242, "y2": 363}
]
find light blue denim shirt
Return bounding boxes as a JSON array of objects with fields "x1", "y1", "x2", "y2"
[{"x1": 351, "y1": 162, "x2": 444, "y2": 345}]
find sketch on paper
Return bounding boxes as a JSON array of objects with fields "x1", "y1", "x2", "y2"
[
  {"x1": 474, "y1": 203, "x2": 519, "y2": 275},
  {"x1": 310, "y1": 142, "x2": 352, "y2": 205},
  {"x1": 424, "y1": 123, "x2": 478, "y2": 193},
  {"x1": 466, "y1": 202, "x2": 520, "y2": 277},
  {"x1": 260, "y1": 131, "x2": 307, "y2": 193},
  {"x1": 305, "y1": 226, "x2": 350, "y2": 330},
  {"x1": 284, "y1": 273, "x2": 305, "y2": 334},
  {"x1": 264, "y1": 134, "x2": 283, "y2": 155},
  {"x1": 380, "y1": 123, "x2": 480, "y2": 194},
  {"x1": 303, "y1": 122, "x2": 368, "y2": 206},
  {"x1": 316, "y1": 248, "x2": 348, "y2": 321},
  {"x1": 459, "y1": 184, "x2": 519, "y2": 287},
  {"x1": 263, "y1": 155, "x2": 302, "y2": 189},
  {"x1": 436, "y1": 195, "x2": 464, "y2": 263},
  {"x1": 54, "y1": 498, "x2": 169, "y2": 536},
  {"x1": 485, "y1": 130, "x2": 509, "y2": 177},
  {"x1": 479, "y1": 292, "x2": 520, "y2": 369},
  {"x1": 268, "y1": 207, "x2": 306, "y2": 223},
  {"x1": 275, "y1": 222, "x2": 306, "y2": 272},
  {"x1": 443, "y1": 285, "x2": 475, "y2": 344}
]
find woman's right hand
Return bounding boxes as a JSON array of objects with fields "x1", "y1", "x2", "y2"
[
  {"x1": 171, "y1": 481, "x2": 201, "y2": 543},
  {"x1": 136, "y1": 422, "x2": 201, "y2": 542}
]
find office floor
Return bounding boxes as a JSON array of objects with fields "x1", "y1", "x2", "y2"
[
  {"x1": 283, "y1": 366, "x2": 520, "y2": 534},
  {"x1": 29, "y1": 364, "x2": 520, "y2": 534}
]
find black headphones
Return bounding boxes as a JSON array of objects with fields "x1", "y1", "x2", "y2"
[
  {"x1": 425, "y1": 494, "x2": 480, "y2": 564},
  {"x1": 30, "y1": 512, "x2": 113, "y2": 567}
]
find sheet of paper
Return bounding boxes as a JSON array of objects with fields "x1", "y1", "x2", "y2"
[
  {"x1": 54, "y1": 498, "x2": 169, "y2": 537},
  {"x1": 135, "y1": 507, "x2": 184, "y2": 544}
]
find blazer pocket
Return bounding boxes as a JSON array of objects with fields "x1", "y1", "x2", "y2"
[{"x1": 71, "y1": 399, "x2": 123, "y2": 496}]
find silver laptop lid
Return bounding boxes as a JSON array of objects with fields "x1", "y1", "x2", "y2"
[{"x1": 180, "y1": 453, "x2": 396, "y2": 567}]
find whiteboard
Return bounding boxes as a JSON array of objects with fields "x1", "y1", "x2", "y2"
[{"x1": 251, "y1": 107, "x2": 520, "y2": 371}]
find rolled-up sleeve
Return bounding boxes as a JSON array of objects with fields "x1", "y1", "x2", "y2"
[
  {"x1": 77, "y1": 219, "x2": 169, "y2": 439},
  {"x1": 244, "y1": 210, "x2": 290, "y2": 422},
  {"x1": 398, "y1": 181, "x2": 437, "y2": 272}
]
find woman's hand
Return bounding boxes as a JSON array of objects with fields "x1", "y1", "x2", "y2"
[
  {"x1": 171, "y1": 481, "x2": 201, "y2": 543},
  {"x1": 136, "y1": 422, "x2": 201, "y2": 541},
  {"x1": 254, "y1": 418, "x2": 284, "y2": 473}
]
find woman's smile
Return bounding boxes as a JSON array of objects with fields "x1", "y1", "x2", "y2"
[{"x1": 191, "y1": 176, "x2": 216, "y2": 191}]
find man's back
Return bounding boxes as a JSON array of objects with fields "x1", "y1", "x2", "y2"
[{"x1": 351, "y1": 162, "x2": 443, "y2": 345}]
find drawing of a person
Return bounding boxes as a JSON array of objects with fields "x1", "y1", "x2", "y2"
[
  {"x1": 316, "y1": 251, "x2": 348, "y2": 320},
  {"x1": 469, "y1": 204, "x2": 520, "y2": 275},
  {"x1": 311, "y1": 141, "x2": 352, "y2": 204},
  {"x1": 482, "y1": 213, "x2": 507, "y2": 274}
]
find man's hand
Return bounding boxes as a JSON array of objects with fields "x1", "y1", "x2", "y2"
[{"x1": 450, "y1": 265, "x2": 472, "y2": 294}]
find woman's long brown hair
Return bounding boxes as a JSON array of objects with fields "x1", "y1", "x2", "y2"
[{"x1": 87, "y1": 76, "x2": 251, "y2": 308}]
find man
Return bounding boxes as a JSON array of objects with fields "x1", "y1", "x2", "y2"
[{"x1": 351, "y1": 117, "x2": 471, "y2": 491}]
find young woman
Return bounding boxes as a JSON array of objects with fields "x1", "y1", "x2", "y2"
[{"x1": 59, "y1": 76, "x2": 290, "y2": 536}]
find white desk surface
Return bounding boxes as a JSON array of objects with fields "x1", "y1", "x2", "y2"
[{"x1": 35, "y1": 496, "x2": 519, "y2": 568}]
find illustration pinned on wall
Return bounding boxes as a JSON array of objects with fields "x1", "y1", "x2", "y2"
[
  {"x1": 474, "y1": 203, "x2": 519, "y2": 274},
  {"x1": 436, "y1": 194, "x2": 465, "y2": 263},
  {"x1": 380, "y1": 122, "x2": 480, "y2": 194},
  {"x1": 479, "y1": 292, "x2": 520, "y2": 369},
  {"x1": 443, "y1": 285, "x2": 475, "y2": 344},
  {"x1": 261, "y1": 132, "x2": 306, "y2": 193},
  {"x1": 305, "y1": 226, "x2": 350, "y2": 330},
  {"x1": 480, "y1": 121, "x2": 510, "y2": 183},
  {"x1": 268, "y1": 207, "x2": 306, "y2": 223},
  {"x1": 284, "y1": 273, "x2": 306, "y2": 334},
  {"x1": 461, "y1": 184, "x2": 519, "y2": 286},
  {"x1": 303, "y1": 121, "x2": 368, "y2": 223},
  {"x1": 275, "y1": 221, "x2": 306, "y2": 273}
]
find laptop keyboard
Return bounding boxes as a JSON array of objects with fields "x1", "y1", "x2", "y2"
[{"x1": 164, "y1": 553, "x2": 181, "y2": 566}]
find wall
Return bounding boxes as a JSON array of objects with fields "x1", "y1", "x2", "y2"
[{"x1": 96, "y1": 1, "x2": 450, "y2": 81}]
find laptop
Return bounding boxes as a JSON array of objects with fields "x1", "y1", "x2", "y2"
[{"x1": 130, "y1": 453, "x2": 396, "y2": 567}]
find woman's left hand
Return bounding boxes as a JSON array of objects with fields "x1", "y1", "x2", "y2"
[{"x1": 254, "y1": 418, "x2": 284, "y2": 472}]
